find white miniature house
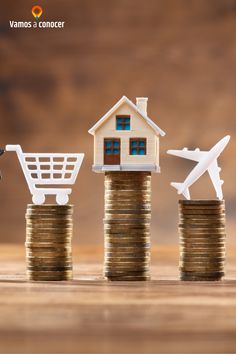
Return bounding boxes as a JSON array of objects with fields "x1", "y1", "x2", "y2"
[{"x1": 88, "y1": 96, "x2": 165, "y2": 172}]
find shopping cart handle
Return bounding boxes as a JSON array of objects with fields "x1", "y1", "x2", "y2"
[{"x1": 5, "y1": 144, "x2": 23, "y2": 153}]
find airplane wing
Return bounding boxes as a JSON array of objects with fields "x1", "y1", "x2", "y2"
[
  {"x1": 207, "y1": 160, "x2": 223, "y2": 200},
  {"x1": 167, "y1": 149, "x2": 207, "y2": 162}
]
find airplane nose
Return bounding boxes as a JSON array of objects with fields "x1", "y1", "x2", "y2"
[
  {"x1": 223, "y1": 135, "x2": 231, "y2": 145},
  {"x1": 219, "y1": 135, "x2": 231, "y2": 145}
]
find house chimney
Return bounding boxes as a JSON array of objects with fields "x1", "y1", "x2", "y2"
[{"x1": 136, "y1": 97, "x2": 148, "y2": 116}]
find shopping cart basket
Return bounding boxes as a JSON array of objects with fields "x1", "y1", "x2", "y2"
[{"x1": 6, "y1": 145, "x2": 84, "y2": 205}]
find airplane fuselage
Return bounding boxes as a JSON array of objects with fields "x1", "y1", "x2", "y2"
[{"x1": 180, "y1": 136, "x2": 229, "y2": 193}]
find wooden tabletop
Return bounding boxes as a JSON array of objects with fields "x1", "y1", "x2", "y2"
[{"x1": 0, "y1": 244, "x2": 236, "y2": 354}]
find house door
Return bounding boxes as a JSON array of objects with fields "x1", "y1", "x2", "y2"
[{"x1": 104, "y1": 138, "x2": 120, "y2": 165}]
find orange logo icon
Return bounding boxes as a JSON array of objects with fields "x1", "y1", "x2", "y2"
[{"x1": 32, "y1": 5, "x2": 43, "y2": 20}]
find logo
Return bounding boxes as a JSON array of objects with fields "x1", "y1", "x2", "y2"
[
  {"x1": 32, "y1": 6, "x2": 43, "y2": 21},
  {"x1": 9, "y1": 5, "x2": 65, "y2": 29}
]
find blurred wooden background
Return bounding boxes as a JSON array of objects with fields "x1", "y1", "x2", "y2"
[{"x1": 0, "y1": 0, "x2": 235, "y2": 244}]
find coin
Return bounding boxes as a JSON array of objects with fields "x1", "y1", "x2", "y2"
[
  {"x1": 104, "y1": 236, "x2": 150, "y2": 241},
  {"x1": 25, "y1": 243, "x2": 72, "y2": 248},
  {"x1": 105, "y1": 257, "x2": 150, "y2": 262},
  {"x1": 104, "y1": 230, "x2": 150, "y2": 235},
  {"x1": 27, "y1": 276, "x2": 72, "y2": 281},
  {"x1": 105, "y1": 202, "x2": 151, "y2": 208},
  {"x1": 26, "y1": 269, "x2": 72, "y2": 275},
  {"x1": 180, "y1": 271, "x2": 224, "y2": 281},
  {"x1": 105, "y1": 275, "x2": 150, "y2": 280},
  {"x1": 179, "y1": 200, "x2": 225, "y2": 205},
  {"x1": 25, "y1": 204, "x2": 73, "y2": 281},
  {"x1": 104, "y1": 272, "x2": 150, "y2": 278},
  {"x1": 104, "y1": 266, "x2": 149, "y2": 272},
  {"x1": 178, "y1": 199, "x2": 226, "y2": 281},
  {"x1": 105, "y1": 253, "x2": 150, "y2": 258},
  {"x1": 27, "y1": 261, "x2": 72, "y2": 267},
  {"x1": 180, "y1": 236, "x2": 225, "y2": 242},
  {"x1": 104, "y1": 172, "x2": 151, "y2": 281}
]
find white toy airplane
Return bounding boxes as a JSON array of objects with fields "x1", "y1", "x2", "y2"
[{"x1": 167, "y1": 135, "x2": 230, "y2": 200}]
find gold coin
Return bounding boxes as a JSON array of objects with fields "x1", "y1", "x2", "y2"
[
  {"x1": 27, "y1": 275, "x2": 73, "y2": 281},
  {"x1": 104, "y1": 230, "x2": 150, "y2": 234},
  {"x1": 180, "y1": 264, "x2": 224, "y2": 271},
  {"x1": 105, "y1": 214, "x2": 151, "y2": 218},
  {"x1": 179, "y1": 200, "x2": 224, "y2": 205},
  {"x1": 104, "y1": 235, "x2": 150, "y2": 240},
  {"x1": 104, "y1": 264, "x2": 150, "y2": 274},
  {"x1": 26, "y1": 252, "x2": 72, "y2": 258},
  {"x1": 27, "y1": 269, "x2": 72, "y2": 274},
  {"x1": 104, "y1": 234, "x2": 150, "y2": 239},
  {"x1": 179, "y1": 218, "x2": 225, "y2": 224},
  {"x1": 104, "y1": 271, "x2": 150, "y2": 277},
  {"x1": 180, "y1": 270, "x2": 224, "y2": 276},
  {"x1": 180, "y1": 238, "x2": 225, "y2": 243},
  {"x1": 105, "y1": 262, "x2": 150, "y2": 267},
  {"x1": 179, "y1": 206, "x2": 225, "y2": 211},
  {"x1": 105, "y1": 242, "x2": 150, "y2": 247},
  {"x1": 27, "y1": 204, "x2": 73, "y2": 209},
  {"x1": 27, "y1": 265, "x2": 72, "y2": 271},
  {"x1": 105, "y1": 253, "x2": 150, "y2": 259},
  {"x1": 105, "y1": 255, "x2": 150, "y2": 261},
  {"x1": 105, "y1": 202, "x2": 151, "y2": 207},
  {"x1": 180, "y1": 235, "x2": 225, "y2": 240},
  {"x1": 180, "y1": 256, "x2": 225, "y2": 262},
  {"x1": 104, "y1": 275, "x2": 150, "y2": 281},
  {"x1": 26, "y1": 223, "x2": 72, "y2": 228},
  {"x1": 180, "y1": 212, "x2": 225, "y2": 218},
  {"x1": 26, "y1": 238, "x2": 72, "y2": 243},
  {"x1": 180, "y1": 271, "x2": 224, "y2": 281},
  {"x1": 27, "y1": 262, "x2": 72, "y2": 267},
  {"x1": 104, "y1": 224, "x2": 150, "y2": 228},
  {"x1": 180, "y1": 249, "x2": 226, "y2": 255},
  {"x1": 27, "y1": 276, "x2": 72, "y2": 281},
  {"x1": 26, "y1": 227, "x2": 72, "y2": 233},
  {"x1": 105, "y1": 194, "x2": 151, "y2": 198},
  {"x1": 26, "y1": 250, "x2": 72, "y2": 255},
  {"x1": 25, "y1": 241, "x2": 71, "y2": 246},
  {"x1": 105, "y1": 245, "x2": 150, "y2": 250}
]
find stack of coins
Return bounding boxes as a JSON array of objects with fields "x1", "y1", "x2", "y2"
[
  {"x1": 25, "y1": 204, "x2": 73, "y2": 281},
  {"x1": 179, "y1": 200, "x2": 226, "y2": 281},
  {"x1": 104, "y1": 172, "x2": 151, "y2": 281}
]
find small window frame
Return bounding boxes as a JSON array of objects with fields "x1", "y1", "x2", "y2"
[
  {"x1": 129, "y1": 138, "x2": 147, "y2": 155},
  {"x1": 116, "y1": 115, "x2": 130, "y2": 131}
]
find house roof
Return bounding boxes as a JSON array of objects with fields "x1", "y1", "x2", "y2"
[{"x1": 88, "y1": 96, "x2": 166, "y2": 136}]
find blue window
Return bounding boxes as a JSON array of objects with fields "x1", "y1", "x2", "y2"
[
  {"x1": 104, "y1": 139, "x2": 120, "y2": 156},
  {"x1": 117, "y1": 124, "x2": 123, "y2": 130},
  {"x1": 130, "y1": 139, "x2": 146, "y2": 155},
  {"x1": 131, "y1": 148, "x2": 138, "y2": 155},
  {"x1": 105, "y1": 141, "x2": 112, "y2": 148},
  {"x1": 140, "y1": 148, "x2": 145, "y2": 155},
  {"x1": 116, "y1": 116, "x2": 130, "y2": 130}
]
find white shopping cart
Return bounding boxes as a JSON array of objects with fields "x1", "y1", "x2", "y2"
[{"x1": 6, "y1": 145, "x2": 84, "y2": 205}]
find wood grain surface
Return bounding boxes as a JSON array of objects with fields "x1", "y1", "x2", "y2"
[{"x1": 0, "y1": 244, "x2": 236, "y2": 353}]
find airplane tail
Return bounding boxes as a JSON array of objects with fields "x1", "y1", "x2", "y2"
[{"x1": 171, "y1": 182, "x2": 190, "y2": 200}]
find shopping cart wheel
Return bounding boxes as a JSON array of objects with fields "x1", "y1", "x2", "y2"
[
  {"x1": 56, "y1": 193, "x2": 69, "y2": 205},
  {"x1": 32, "y1": 193, "x2": 45, "y2": 205}
]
